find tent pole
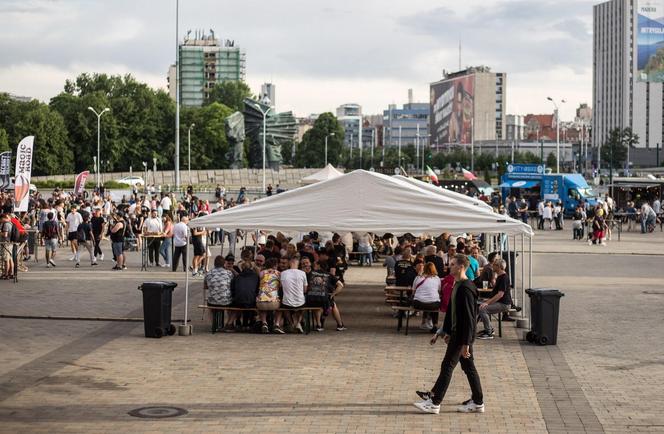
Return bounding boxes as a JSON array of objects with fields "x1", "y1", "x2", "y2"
[
  {"x1": 179, "y1": 231, "x2": 192, "y2": 335},
  {"x1": 220, "y1": 229, "x2": 224, "y2": 256},
  {"x1": 505, "y1": 235, "x2": 511, "y2": 306},
  {"x1": 521, "y1": 234, "x2": 525, "y2": 318}
]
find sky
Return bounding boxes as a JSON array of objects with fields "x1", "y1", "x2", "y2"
[{"x1": 0, "y1": 0, "x2": 597, "y2": 121}]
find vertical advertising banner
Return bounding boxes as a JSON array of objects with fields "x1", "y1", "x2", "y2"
[
  {"x1": 13, "y1": 136, "x2": 34, "y2": 212},
  {"x1": 0, "y1": 151, "x2": 11, "y2": 191},
  {"x1": 74, "y1": 170, "x2": 90, "y2": 195},
  {"x1": 637, "y1": 0, "x2": 664, "y2": 82},
  {"x1": 430, "y1": 75, "x2": 475, "y2": 145}
]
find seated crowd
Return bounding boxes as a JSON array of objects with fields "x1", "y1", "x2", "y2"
[
  {"x1": 384, "y1": 232, "x2": 515, "y2": 340},
  {"x1": 203, "y1": 233, "x2": 348, "y2": 334}
]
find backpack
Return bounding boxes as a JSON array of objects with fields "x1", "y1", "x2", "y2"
[
  {"x1": 77, "y1": 224, "x2": 88, "y2": 242},
  {"x1": 42, "y1": 221, "x2": 59, "y2": 240},
  {"x1": 9, "y1": 218, "x2": 27, "y2": 243}
]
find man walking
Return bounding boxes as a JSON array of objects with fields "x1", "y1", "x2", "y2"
[
  {"x1": 414, "y1": 254, "x2": 484, "y2": 414},
  {"x1": 172, "y1": 216, "x2": 189, "y2": 272},
  {"x1": 66, "y1": 205, "x2": 83, "y2": 262}
]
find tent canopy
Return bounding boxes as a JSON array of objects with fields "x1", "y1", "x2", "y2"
[
  {"x1": 190, "y1": 170, "x2": 534, "y2": 236},
  {"x1": 300, "y1": 164, "x2": 344, "y2": 184},
  {"x1": 394, "y1": 175, "x2": 494, "y2": 211}
]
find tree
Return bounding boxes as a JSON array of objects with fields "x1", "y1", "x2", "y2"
[
  {"x1": 206, "y1": 81, "x2": 254, "y2": 112},
  {"x1": 180, "y1": 102, "x2": 234, "y2": 170},
  {"x1": 281, "y1": 140, "x2": 295, "y2": 165},
  {"x1": 295, "y1": 113, "x2": 344, "y2": 167},
  {"x1": 601, "y1": 128, "x2": 629, "y2": 170},
  {"x1": 0, "y1": 128, "x2": 9, "y2": 153},
  {"x1": 546, "y1": 152, "x2": 557, "y2": 169}
]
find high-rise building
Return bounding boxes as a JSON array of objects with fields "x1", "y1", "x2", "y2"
[
  {"x1": 337, "y1": 103, "x2": 363, "y2": 149},
  {"x1": 593, "y1": 0, "x2": 664, "y2": 149},
  {"x1": 167, "y1": 29, "x2": 246, "y2": 107},
  {"x1": 506, "y1": 115, "x2": 525, "y2": 141},
  {"x1": 429, "y1": 66, "x2": 506, "y2": 148},
  {"x1": 260, "y1": 83, "x2": 275, "y2": 108}
]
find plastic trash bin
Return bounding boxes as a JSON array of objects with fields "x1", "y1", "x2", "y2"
[
  {"x1": 138, "y1": 281, "x2": 178, "y2": 338},
  {"x1": 525, "y1": 288, "x2": 564, "y2": 345}
]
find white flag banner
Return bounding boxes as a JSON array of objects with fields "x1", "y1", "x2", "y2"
[{"x1": 14, "y1": 136, "x2": 34, "y2": 212}]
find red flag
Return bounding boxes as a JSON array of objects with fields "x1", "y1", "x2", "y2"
[
  {"x1": 74, "y1": 170, "x2": 90, "y2": 195},
  {"x1": 462, "y1": 168, "x2": 477, "y2": 180}
]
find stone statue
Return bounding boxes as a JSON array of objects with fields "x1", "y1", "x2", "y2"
[
  {"x1": 242, "y1": 98, "x2": 297, "y2": 170},
  {"x1": 225, "y1": 111, "x2": 245, "y2": 169}
]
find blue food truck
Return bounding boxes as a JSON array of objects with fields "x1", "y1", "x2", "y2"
[{"x1": 500, "y1": 164, "x2": 598, "y2": 214}]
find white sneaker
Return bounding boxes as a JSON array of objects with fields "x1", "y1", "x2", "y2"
[
  {"x1": 457, "y1": 400, "x2": 484, "y2": 413},
  {"x1": 419, "y1": 323, "x2": 430, "y2": 330},
  {"x1": 426, "y1": 318, "x2": 434, "y2": 329},
  {"x1": 162, "y1": 263, "x2": 171, "y2": 268},
  {"x1": 69, "y1": 255, "x2": 75, "y2": 261},
  {"x1": 587, "y1": 240, "x2": 592, "y2": 246},
  {"x1": 295, "y1": 323, "x2": 304, "y2": 334},
  {"x1": 414, "y1": 399, "x2": 440, "y2": 414},
  {"x1": 99, "y1": 253, "x2": 104, "y2": 261},
  {"x1": 601, "y1": 241, "x2": 607, "y2": 246}
]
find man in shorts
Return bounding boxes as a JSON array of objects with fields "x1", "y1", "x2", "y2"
[
  {"x1": 41, "y1": 212, "x2": 60, "y2": 268},
  {"x1": 66, "y1": 205, "x2": 83, "y2": 262}
]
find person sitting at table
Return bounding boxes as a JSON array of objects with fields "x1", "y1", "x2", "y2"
[
  {"x1": 474, "y1": 251, "x2": 499, "y2": 289},
  {"x1": 275, "y1": 257, "x2": 308, "y2": 334},
  {"x1": 440, "y1": 243, "x2": 456, "y2": 275},
  {"x1": 423, "y1": 245, "x2": 446, "y2": 278},
  {"x1": 394, "y1": 248, "x2": 417, "y2": 287},
  {"x1": 626, "y1": 201, "x2": 637, "y2": 232},
  {"x1": 477, "y1": 258, "x2": 511, "y2": 339},
  {"x1": 228, "y1": 260, "x2": 260, "y2": 332},
  {"x1": 256, "y1": 257, "x2": 281, "y2": 334},
  {"x1": 412, "y1": 262, "x2": 441, "y2": 331},
  {"x1": 205, "y1": 255, "x2": 234, "y2": 330}
]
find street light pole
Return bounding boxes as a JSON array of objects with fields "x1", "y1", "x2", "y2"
[
  {"x1": 324, "y1": 132, "x2": 335, "y2": 166},
  {"x1": 251, "y1": 103, "x2": 273, "y2": 193},
  {"x1": 370, "y1": 128, "x2": 375, "y2": 169},
  {"x1": 187, "y1": 123, "x2": 195, "y2": 185},
  {"x1": 398, "y1": 126, "x2": 402, "y2": 168},
  {"x1": 547, "y1": 96, "x2": 566, "y2": 173},
  {"x1": 174, "y1": 0, "x2": 181, "y2": 191},
  {"x1": 88, "y1": 106, "x2": 110, "y2": 189}
]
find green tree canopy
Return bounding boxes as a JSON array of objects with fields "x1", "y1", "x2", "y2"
[
  {"x1": 0, "y1": 128, "x2": 9, "y2": 153},
  {"x1": 601, "y1": 128, "x2": 631, "y2": 170},
  {"x1": 206, "y1": 81, "x2": 254, "y2": 112},
  {"x1": 295, "y1": 113, "x2": 344, "y2": 167},
  {"x1": 180, "y1": 102, "x2": 234, "y2": 170}
]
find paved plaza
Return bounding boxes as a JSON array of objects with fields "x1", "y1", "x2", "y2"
[{"x1": 1, "y1": 229, "x2": 663, "y2": 433}]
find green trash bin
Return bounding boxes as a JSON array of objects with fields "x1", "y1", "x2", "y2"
[
  {"x1": 525, "y1": 288, "x2": 564, "y2": 345},
  {"x1": 138, "y1": 281, "x2": 177, "y2": 338}
]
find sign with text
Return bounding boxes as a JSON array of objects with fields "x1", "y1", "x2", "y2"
[
  {"x1": 13, "y1": 136, "x2": 34, "y2": 212},
  {"x1": 637, "y1": 0, "x2": 664, "y2": 82},
  {"x1": 0, "y1": 151, "x2": 11, "y2": 191},
  {"x1": 74, "y1": 170, "x2": 90, "y2": 195},
  {"x1": 504, "y1": 164, "x2": 545, "y2": 179}
]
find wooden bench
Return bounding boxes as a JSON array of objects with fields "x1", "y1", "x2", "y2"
[
  {"x1": 390, "y1": 306, "x2": 441, "y2": 336},
  {"x1": 197, "y1": 305, "x2": 322, "y2": 335},
  {"x1": 489, "y1": 308, "x2": 519, "y2": 337}
]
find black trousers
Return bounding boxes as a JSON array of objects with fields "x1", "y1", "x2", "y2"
[
  {"x1": 431, "y1": 339, "x2": 483, "y2": 406},
  {"x1": 172, "y1": 245, "x2": 187, "y2": 272},
  {"x1": 148, "y1": 238, "x2": 161, "y2": 265},
  {"x1": 93, "y1": 234, "x2": 102, "y2": 257}
]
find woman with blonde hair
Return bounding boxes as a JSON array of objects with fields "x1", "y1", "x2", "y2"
[{"x1": 412, "y1": 262, "x2": 441, "y2": 331}]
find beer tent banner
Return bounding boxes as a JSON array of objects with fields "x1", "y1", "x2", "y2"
[{"x1": 13, "y1": 136, "x2": 34, "y2": 212}]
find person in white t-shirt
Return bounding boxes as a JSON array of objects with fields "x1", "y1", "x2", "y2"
[
  {"x1": 171, "y1": 216, "x2": 189, "y2": 272},
  {"x1": 160, "y1": 193, "x2": 172, "y2": 216},
  {"x1": 542, "y1": 202, "x2": 553, "y2": 230},
  {"x1": 412, "y1": 262, "x2": 441, "y2": 330},
  {"x1": 65, "y1": 206, "x2": 83, "y2": 261},
  {"x1": 274, "y1": 257, "x2": 308, "y2": 334}
]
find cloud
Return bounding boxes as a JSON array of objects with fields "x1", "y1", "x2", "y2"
[{"x1": 0, "y1": 0, "x2": 596, "y2": 118}]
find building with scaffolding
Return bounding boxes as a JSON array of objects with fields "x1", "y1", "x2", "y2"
[{"x1": 168, "y1": 29, "x2": 246, "y2": 107}]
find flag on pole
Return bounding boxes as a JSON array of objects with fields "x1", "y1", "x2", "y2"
[
  {"x1": 14, "y1": 136, "x2": 34, "y2": 212},
  {"x1": 74, "y1": 170, "x2": 90, "y2": 195},
  {"x1": 462, "y1": 168, "x2": 477, "y2": 180},
  {"x1": 426, "y1": 165, "x2": 439, "y2": 185},
  {"x1": 0, "y1": 151, "x2": 11, "y2": 191}
]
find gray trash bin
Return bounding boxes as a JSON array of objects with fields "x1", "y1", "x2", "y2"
[
  {"x1": 525, "y1": 288, "x2": 564, "y2": 345},
  {"x1": 138, "y1": 281, "x2": 177, "y2": 338}
]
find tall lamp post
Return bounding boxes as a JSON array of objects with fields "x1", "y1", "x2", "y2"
[
  {"x1": 546, "y1": 97, "x2": 566, "y2": 173},
  {"x1": 324, "y1": 132, "x2": 335, "y2": 166},
  {"x1": 87, "y1": 106, "x2": 110, "y2": 188},
  {"x1": 187, "y1": 123, "x2": 195, "y2": 185},
  {"x1": 252, "y1": 102, "x2": 272, "y2": 194}
]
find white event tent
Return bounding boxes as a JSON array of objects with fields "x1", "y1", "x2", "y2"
[
  {"x1": 300, "y1": 164, "x2": 344, "y2": 185},
  {"x1": 191, "y1": 170, "x2": 532, "y2": 236},
  {"x1": 393, "y1": 175, "x2": 494, "y2": 212},
  {"x1": 180, "y1": 170, "x2": 534, "y2": 330}
]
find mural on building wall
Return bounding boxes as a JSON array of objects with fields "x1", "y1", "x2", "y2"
[{"x1": 430, "y1": 75, "x2": 475, "y2": 145}]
